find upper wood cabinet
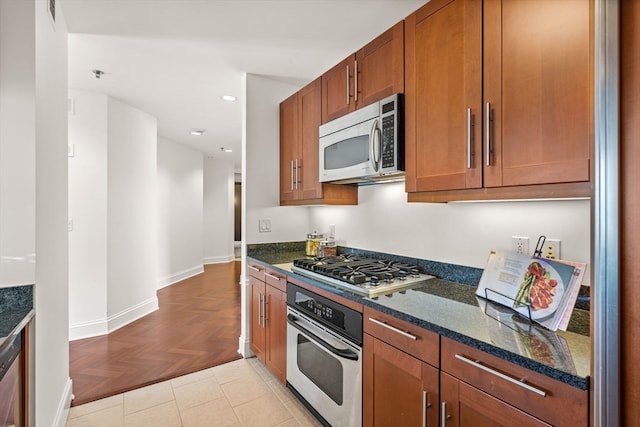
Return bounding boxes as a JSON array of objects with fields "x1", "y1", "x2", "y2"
[
  {"x1": 280, "y1": 78, "x2": 357, "y2": 206},
  {"x1": 321, "y1": 21, "x2": 404, "y2": 124},
  {"x1": 405, "y1": 0, "x2": 593, "y2": 202}
]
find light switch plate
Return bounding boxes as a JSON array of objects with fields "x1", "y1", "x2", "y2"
[{"x1": 258, "y1": 219, "x2": 271, "y2": 232}]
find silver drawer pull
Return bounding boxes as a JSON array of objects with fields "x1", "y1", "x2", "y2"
[
  {"x1": 454, "y1": 354, "x2": 547, "y2": 397},
  {"x1": 368, "y1": 317, "x2": 417, "y2": 340},
  {"x1": 265, "y1": 272, "x2": 281, "y2": 281},
  {"x1": 248, "y1": 265, "x2": 261, "y2": 272}
]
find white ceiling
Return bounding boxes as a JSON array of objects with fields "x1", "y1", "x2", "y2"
[{"x1": 63, "y1": 0, "x2": 426, "y2": 172}]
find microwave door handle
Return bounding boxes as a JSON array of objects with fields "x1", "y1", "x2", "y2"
[{"x1": 370, "y1": 118, "x2": 381, "y2": 172}]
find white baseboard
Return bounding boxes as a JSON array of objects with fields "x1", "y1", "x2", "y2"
[
  {"x1": 157, "y1": 265, "x2": 204, "y2": 289},
  {"x1": 204, "y1": 254, "x2": 235, "y2": 265},
  {"x1": 69, "y1": 296, "x2": 158, "y2": 340},
  {"x1": 52, "y1": 377, "x2": 73, "y2": 427},
  {"x1": 107, "y1": 297, "x2": 158, "y2": 333},
  {"x1": 68, "y1": 318, "x2": 109, "y2": 341},
  {"x1": 238, "y1": 334, "x2": 254, "y2": 358}
]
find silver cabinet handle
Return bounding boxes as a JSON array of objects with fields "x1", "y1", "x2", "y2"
[
  {"x1": 258, "y1": 293, "x2": 264, "y2": 327},
  {"x1": 291, "y1": 159, "x2": 295, "y2": 190},
  {"x1": 467, "y1": 108, "x2": 472, "y2": 169},
  {"x1": 248, "y1": 265, "x2": 261, "y2": 272},
  {"x1": 265, "y1": 272, "x2": 281, "y2": 281},
  {"x1": 422, "y1": 391, "x2": 431, "y2": 427},
  {"x1": 346, "y1": 64, "x2": 350, "y2": 105},
  {"x1": 454, "y1": 354, "x2": 547, "y2": 397},
  {"x1": 264, "y1": 297, "x2": 269, "y2": 323},
  {"x1": 485, "y1": 102, "x2": 492, "y2": 166},
  {"x1": 293, "y1": 159, "x2": 299, "y2": 190},
  {"x1": 368, "y1": 317, "x2": 417, "y2": 340},
  {"x1": 354, "y1": 60, "x2": 359, "y2": 102},
  {"x1": 440, "y1": 402, "x2": 449, "y2": 427}
]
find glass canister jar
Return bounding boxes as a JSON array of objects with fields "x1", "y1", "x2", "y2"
[
  {"x1": 305, "y1": 232, "x2": 323, "y2": 257},
  {"x1": 318, "y1": 239, "x2": 337, "y2": 257}
]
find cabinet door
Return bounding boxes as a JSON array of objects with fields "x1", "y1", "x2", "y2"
[
  {"x1": 322, "y1": 54, "x2": 356, "y2": 123},
  {"x1": 249, "y1": 276, "x2": 266, "y2": 361},
  {"x1": 265, "y1": 284, "x2": 287, "y2": 385},
  {"x1": 440, "y1": 372, "x2": 551, "y2": 427},
  {"x1": 280, "y1": 92, "x2": 298, "y2": 203},
  {"x1": 483, "y1": 0, "x2": 592, "y2": 187},
  {"x1": 364, "y1": 334, "x2": 439, "y2": 427},
  {"x1": 298, "y1": 78, "x2": 323, "y2": 200},
  {"x1": 405, "y1": 0, "x2": 483, "y2": 193},
  {"x1": 356, "y1": 21, "x2": 404, "y2": 109}
]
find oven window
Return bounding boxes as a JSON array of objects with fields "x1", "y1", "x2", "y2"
[
  {"x1": 324, "y1": 136, "x2": 369, "y2": 170},
  {"x1": 297, "y1": 335, "x2": 343, "y2": 405}
]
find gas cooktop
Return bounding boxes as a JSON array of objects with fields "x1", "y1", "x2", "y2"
[{"x1": 291, "y1": 255, "x2": 434, "y2": 297}]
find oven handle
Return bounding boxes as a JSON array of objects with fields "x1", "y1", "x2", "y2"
[{"x1": 287, "y1": 313, "x2": 359, "y2": 361}]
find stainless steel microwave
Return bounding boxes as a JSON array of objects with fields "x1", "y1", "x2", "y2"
[{"x1": 319, "y1": 93, "x2": 404, "y2": 185}]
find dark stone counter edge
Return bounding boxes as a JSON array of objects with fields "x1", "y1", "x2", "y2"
[
  {"x1": 248, "y1": 255, "x2": 589, "y2": 391},
  {"x1": 0, "y1": 285, "x2": 35, "y2": 355}
]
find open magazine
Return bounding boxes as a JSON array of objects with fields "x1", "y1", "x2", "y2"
[{"x1": 475, "y1": 251, "x2": 586, "y2": 331}]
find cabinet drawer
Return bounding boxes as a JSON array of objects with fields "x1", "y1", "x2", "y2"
[
  {"x1": 264, "y1": 267, "x2": 286, "y2": 292},
  {"x1": 441, "y1": 337, "x2": 588, "y2": 427},
  {"x1": 247, "y1": 261, "x2": 265, "y2": 281},
  {"x1": 364, "y1": 306, "x2": 439, "y2": 367}
]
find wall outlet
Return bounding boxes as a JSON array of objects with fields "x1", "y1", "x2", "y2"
[
  {"x1": 512, "y1": 236, "x2": 529, "y2": 255},
  {"x1": 543, "y1": 239, "x2": 561, "y2": 259},
  {"x1": 258, "y1": 219, "x2": 271, "y2": 233}
]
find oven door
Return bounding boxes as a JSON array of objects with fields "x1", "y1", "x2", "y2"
[{"x1": 286, "y1": 307, "x2": 362, "y2": 427}]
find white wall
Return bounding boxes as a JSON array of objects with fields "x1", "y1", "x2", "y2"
[
  {"x1": 203, "y1": 157, "x2": 235, "y2": 264},
  {"x1": 34, "y1": 0, "x2": 72, "y2": 425},
  {"x1": 106, "y1": 97, "x2": 158, "y2": 323},
  {"x1": 68, "y1": 90, "x2": 108, "y2": 336},
  {"x1": 157, "y1": 137, "x2": 204, "y2": 285},
  {"x1": 239, "y1": 73, "x2": 311, "y2": 356},
  {"x1": 0, "y1": 0, "x2": 36, "y2": 288},
  {"x1": 244, "y1": 74, "x2": 310, "y2": 245},
  {"x1": 68, "y1": 93, "x2": 159, "y2": 339},
  {"x1": 309, "y1": 183, "x2": 591, "y2": 276}
]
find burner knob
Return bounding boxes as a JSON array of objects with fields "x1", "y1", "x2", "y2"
[
  {"x1": 398, "y1": 271, "x2": 407, "y2": 281},
  {"x1": 384, "y1": 272, "x2": 394, "y2": 283},
  {"x1": 410, "y1": 268, "x2": 420, "y2": 277},
  {"x1": 370, "y1": 277, "x2": 379, "y2": 286}
]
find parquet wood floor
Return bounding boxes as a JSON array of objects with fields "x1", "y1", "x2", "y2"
[{"x1": 69, "y1": 261, "x2": 242, "y2": 407}]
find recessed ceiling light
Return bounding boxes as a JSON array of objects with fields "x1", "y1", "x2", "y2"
[
  {"x1": 221, "y1": 95, "x2": 237, "y2": 102},
  {"x1": 225, "y1": 149, "x2": 233, "y2": 153},
  {"x1": 191, "y1": 129, "x2": 205, "y2": 136}
]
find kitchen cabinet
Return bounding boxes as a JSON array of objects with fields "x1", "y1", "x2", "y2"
[
  {"x1": 440, "y1": 337, "x2": 588, "y2": 427},
  {"x1": 363, "y1": 307, "x2": 439, "y2": 426},
  {"x1": 280, "y1": 78, "x2": 357, "y2": 206},
  {"x1": 321, "y1": 21, "x2": 404, "y2": 124},
  {"x1": 248, "y1": 262, "x2": 287, "y2": 384},
  {"x1": 404, "y1": 0, "x2": 593, "y2": 202}
]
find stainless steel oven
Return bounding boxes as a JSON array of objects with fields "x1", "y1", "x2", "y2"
[{"x1": 286, "y1": 282, "x2": 363, "y2": 427}]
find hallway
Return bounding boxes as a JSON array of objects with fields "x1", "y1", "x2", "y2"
[{"x1": 69, "y1": 262, "x2": 242, "y2": 406}]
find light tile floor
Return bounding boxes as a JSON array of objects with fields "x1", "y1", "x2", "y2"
[{"x1": 66, "y1": 357, "x2": 323, "y2": 427}]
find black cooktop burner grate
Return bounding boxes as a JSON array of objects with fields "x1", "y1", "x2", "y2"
[{"x1": 293, "y1": 255, "x2": 423, "y2": 286}]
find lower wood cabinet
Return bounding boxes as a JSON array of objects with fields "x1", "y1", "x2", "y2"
[
  {"x1": 249, "y1": 266, "x2": 287, "y2": 385},
  {"x1": 440, "y1": 337, "x2": 588, "y2": 427},
  {"x1": 363, "y1": 307, "x2": 589, "y2": 426},
  {"x1": 364, "y1": 307, "x2": 440, "y2": 426},
  {"x1": 364, "y1": 334, "x2": 439, "y2": 426},
  {"x1": 440, "y1": 372, "x2": 551, "y2": 427}
]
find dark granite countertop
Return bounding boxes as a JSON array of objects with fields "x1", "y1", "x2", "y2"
[
  {"x1": 0, "y1": 285, "x2": 34, "y2": 354},
  {"x1": 248, "y1": 243, "x2": 590, "y2": 391}
]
